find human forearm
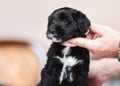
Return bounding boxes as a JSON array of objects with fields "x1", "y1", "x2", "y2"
[
  {"x1": 89, "y1": 58, "x2": 120, "y2": 86},
  {"x1": 100, "y1": 58, "x2": 120, "y2": 80}
]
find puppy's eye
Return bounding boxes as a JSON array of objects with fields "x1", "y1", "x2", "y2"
[{"x1": 61, "y1": 19, "x2": 68, "y2": 25}]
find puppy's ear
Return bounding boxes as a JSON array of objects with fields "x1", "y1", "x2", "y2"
[{"x1": 72, "y1": 11, "x2": 90, "y2": 36}]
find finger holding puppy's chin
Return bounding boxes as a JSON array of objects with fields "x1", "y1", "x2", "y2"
[
  {"x1": 61, "y1": 41, "x2": 77, "y2": 47},
  {"x1": 62, "y1": 38, "x2": 83, "y2": 47},
  {"x1": 66, "y1": 37, "x2": 93, "y2": 49}
]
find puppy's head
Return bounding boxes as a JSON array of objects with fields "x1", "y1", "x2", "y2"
[{"x1": 47, "y1": 7, "x2": 91, "y2": 43}]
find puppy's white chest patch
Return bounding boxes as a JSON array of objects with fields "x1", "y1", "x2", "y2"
[{"x1": 54, "y1": 47, "x2": 83, "y2": 84}]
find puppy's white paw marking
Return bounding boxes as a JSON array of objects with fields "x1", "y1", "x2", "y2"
[{"x1": 54, "y1": 47, "x2": 83, "y2": 84}]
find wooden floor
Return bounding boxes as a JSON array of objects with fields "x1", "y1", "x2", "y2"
[{"x1": 0, "y1": 42, "x2": 40, "y2": 86}]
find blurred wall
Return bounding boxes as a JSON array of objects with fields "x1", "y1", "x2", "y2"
[{"x1": 0, "y1": 0, "x2": 120, "y2": 47}]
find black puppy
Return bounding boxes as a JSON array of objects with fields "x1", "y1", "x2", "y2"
[{"x1": 38, "y1": 7, "x2": 90, "y2": 86}]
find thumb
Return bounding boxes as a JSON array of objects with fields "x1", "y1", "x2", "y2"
[
  {"x1": 68, "y1": 38, "x2": 94, "y2": 49},
  {"x1": 90, "y1": 24, "x2": 110, "y2": 36}
]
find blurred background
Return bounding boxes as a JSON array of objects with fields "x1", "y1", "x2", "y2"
[
  {"x1": 0, "y1": 0, "x2": 120, "y2": 86},
  {"x1": 0, "y1": 0, "x2": 120, "y2": 48}
]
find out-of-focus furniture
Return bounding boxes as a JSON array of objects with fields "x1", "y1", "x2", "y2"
[{"x1": 0, "y1": 40, "x2": 41, "y2": 86}]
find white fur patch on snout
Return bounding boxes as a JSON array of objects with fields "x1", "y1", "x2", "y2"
[
  {"x1": 52, "y1": 38, "x2": 62, "y2": 42},
  {"x1": 54, "y1": 47, "x2": 83, "y2": 84},
  {"x1": 47, "y1": 33, "x2": 62, "y2": 42}
]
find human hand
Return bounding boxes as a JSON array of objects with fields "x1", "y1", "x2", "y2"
[
  {"x1": 88, "y1": 58, "x2": 120, "y2": 86},
  {"x1": 66, "y1": 24, "x2": 120, "y2": 58}
]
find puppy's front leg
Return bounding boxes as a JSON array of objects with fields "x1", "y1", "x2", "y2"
[
  {"x1": 37, "y1": 68, "x2": 49, "y2": 86},
  {"x1": 38, "y1": 58, "x2": 61, "y2": 86}
]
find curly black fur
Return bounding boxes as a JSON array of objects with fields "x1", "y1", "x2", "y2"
[{"x1": 38, "y1": 7, "x2": 91, "y2": 86}]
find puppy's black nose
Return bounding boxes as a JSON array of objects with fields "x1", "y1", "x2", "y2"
[
  {"x1": 49, "y1": 27, "x2": 56, "y2": 34},
  {"x1": 50, "y1": 29, "x2": 56, "y2": 34}
]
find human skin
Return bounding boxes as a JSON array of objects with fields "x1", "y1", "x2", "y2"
[
  {"x1": 88, "y1": 58, "x2": 120, "y2": 86},
  {"x1": 63, "y1": 24, "x2": 120, "y2": 86},
  {"x1": 67, "y1": 24, "x2": 120, "y2": 58}
]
